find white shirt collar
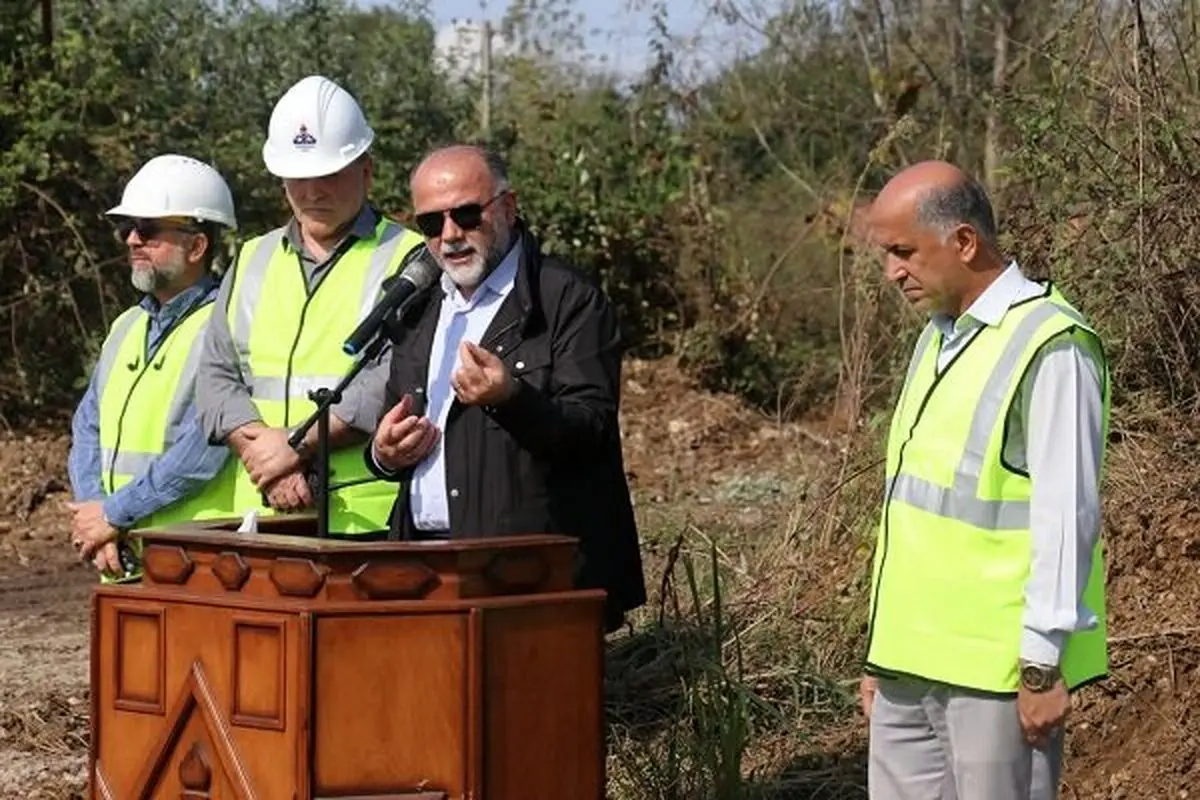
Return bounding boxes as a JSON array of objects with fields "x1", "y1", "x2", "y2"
[{"x1": 932, "y1": 261, "x2": 1039, "y2": 335}]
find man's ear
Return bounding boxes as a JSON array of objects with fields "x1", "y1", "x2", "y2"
[
  {"x1": 363, "y1": 153, "x2": 375, "y2": 190},
  {"x1": 188, "y1": 231, "x2": 211, "y2": 267},
  {"x1": 954, "y1": 224, "x2": 979, "y2": 263},
  {"x1": 501, "y1": 190, "x2": 518, "y2": 226}
]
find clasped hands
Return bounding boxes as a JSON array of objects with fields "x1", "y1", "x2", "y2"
[
  {"x1": 374, "y1": 341, "x2": 515, "y2": 472},
  {"x1": 233, "y1": 424, "x2": 311, "y2": 512},
  {"x1": 65, "y1": 500, "x2": 121, "y2": 574}
]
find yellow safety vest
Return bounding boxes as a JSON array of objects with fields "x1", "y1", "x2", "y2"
[
  {"x1": 220, "y1": 216, "x2": 424, "y2": 534},
  {"x1": 96, "y1": 298, "x2": 236, "y2": 582},
  {"x1": 866, "y1": 284, "x2": 1110, "y2": 692}
]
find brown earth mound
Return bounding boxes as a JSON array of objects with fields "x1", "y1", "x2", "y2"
[
  {"x1": 0, "y1": 362, "x2": 1196, "y2": 797},
  {"x1": 1060, "y1": 430, "x2": 1200, "y2": 798}
]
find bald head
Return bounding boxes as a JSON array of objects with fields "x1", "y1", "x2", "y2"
[
  {"x1": 410, "y1": 145, "x2": 510, "y2": 197},
  {"x1": 869, "y1": 161, "x2": 1005, "y2": 318},
  {"x1": 874, "y1": 160, "x2": 997, "y2": 247},
  {"x1": 875, "y1": 161, "x2": 970, "y2": 207}
]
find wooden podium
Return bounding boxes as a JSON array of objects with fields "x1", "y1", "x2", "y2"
[{"x1": 87, "y1": 517, "x2": 607, "y2": 800}]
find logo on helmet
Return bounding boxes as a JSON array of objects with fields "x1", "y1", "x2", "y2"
[{"x1": 292, "y1": 124, "x2": 317, "y2": 148}]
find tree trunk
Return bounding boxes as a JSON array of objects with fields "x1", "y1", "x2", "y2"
[{"x1": 984, "y1": 0, "x2": 1017, "y2": 194}]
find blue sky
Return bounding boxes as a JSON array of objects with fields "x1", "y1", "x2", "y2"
[
  {"x1": 363, "y1": 0, "x2": 718, "y2": 77},
  {"x1": 432, "y1": 0, "x2": 708, "y2": 61}
]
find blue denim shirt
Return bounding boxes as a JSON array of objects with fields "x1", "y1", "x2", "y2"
[{"x1": 67, "y1": 275, "x2": 231, "y2": 529}]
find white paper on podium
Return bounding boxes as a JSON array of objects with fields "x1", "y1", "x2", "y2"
[{"x1": 236, "y1": 509, "x2": 259, "y2": 534}]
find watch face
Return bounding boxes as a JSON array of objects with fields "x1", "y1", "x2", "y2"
[{"x1": 1021, "y1": 664, "x2": 1053, "y2": 690}]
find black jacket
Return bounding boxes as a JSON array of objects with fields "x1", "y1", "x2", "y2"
[{"x1": 366, "y1": 223, "x2": 647, "y2": 630}]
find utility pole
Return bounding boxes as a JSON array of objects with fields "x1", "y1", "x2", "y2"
[
  {"x1": 480, "y1": 18, "x2": 493, "y2": 140},
  {"x1": 308, "y1": 0, "x2": 325, "y2": 73},
  {"x1": 455, "y1": 2, "x2": 494, "y2": 140}
]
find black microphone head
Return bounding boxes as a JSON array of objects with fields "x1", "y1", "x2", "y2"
[
  {"x1": 399, "y1": 245, "x2": 441, "y2": 290},
  {"x1": 342, "y1": 246, "x2": 443, "y2": 356}
]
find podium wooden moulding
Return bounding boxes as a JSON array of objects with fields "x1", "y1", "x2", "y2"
[{"x1": 88, "y1": 517, "x2": 607, "y2": 800}]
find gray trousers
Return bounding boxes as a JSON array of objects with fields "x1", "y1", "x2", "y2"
[{"x1": 868, "y1": 676, "x2": 1064, "y2": 800}]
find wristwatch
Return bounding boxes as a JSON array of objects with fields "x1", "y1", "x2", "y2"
[{"x1": 1019, "y1": 660, "x2": 1060, "y2": 692}]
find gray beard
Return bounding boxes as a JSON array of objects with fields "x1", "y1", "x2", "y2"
[
  {"x1": 131, "y1": 267, "x2": 163, "y2": 294},
  {"x1": 442, "y1": 228, "x2": 517, "y2": 291},
  {"x1": 130, "y1": 252, "x2": 187, "y2": 294}
]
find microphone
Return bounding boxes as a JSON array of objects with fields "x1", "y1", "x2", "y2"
[{"x1": 343, "y1": 246, "x2": 440, "y2": 356}]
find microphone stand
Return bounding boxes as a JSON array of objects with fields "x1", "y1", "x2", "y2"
[{"x1": 286, "y1": 322, "x2": 393, "y2": 539}]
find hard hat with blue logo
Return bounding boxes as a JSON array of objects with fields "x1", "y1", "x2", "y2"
[{"x1": 261, "y1": 75, "x2": 375, "y2": 180}]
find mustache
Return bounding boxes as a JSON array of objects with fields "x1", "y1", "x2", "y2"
[{"x1": 441, "y1": 240, "x2": 475, "y2": 256}]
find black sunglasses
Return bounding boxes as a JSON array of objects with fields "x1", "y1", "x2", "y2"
[
  {"x1": 414, "y1": 192, "x2": 506, "y2": 238},
  {"x1": 114, "y1": 218, "x2": 201, "y2": 242}
]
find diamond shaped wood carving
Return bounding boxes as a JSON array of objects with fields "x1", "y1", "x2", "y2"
[
  {"x1": 268, "y1": 557, "x2": 325, "y2": 598},
  {"x1": 143, "y1": 545, "x2": 195, "y2": 585},
  {"x1": 211, "y1": 552, "x2": 250, "y2": 592},
  {"x1": 351, "y1": 559, "x2": 438, "y2": 600}
]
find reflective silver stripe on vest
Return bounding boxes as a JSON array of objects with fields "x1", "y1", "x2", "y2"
[
  {"x1": 889, "y1": 299, "x2": 1085, "y2": 530},
  {"x1": 357, "y1": 222, "x2": 408, "y2": 322},
  {"x1": 902, "y1": 323, "x2": 938, "y2": 392},
  {"x1": 94, "y1": 310, "x2": 146, "y2": 390},
  {"x1": 165, "y1": 322, "x2": 209, "y2": 427},
  {"x1": 101, "y1": 447, "x2": 158, "y2": 477},
  {"x1": 230, "y1": 228, "x2": 286, "y2": 367},
  {"x1": 250, "y1": 374, "x2": 345, "y2": 403}
]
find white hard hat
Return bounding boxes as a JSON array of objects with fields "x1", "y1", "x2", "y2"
[
  {"x1": 107, "y1": 154, "x2": 238, "y2": 230},
  {"x1": 261, "y1": 75, "x2": 374, "y2": 179}
]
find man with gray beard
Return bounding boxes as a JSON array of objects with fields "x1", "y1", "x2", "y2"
[
  {"x1": 67, "y1": 154, "x2": 238, "y2": 582},
  {"x1": 366, "y1": 144, "x2": 646, "y2": 632}
]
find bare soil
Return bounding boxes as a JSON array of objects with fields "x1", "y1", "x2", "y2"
[
  {"x1": 0, "y1": 430, "x2": 93, "y2": 799},
  {"x1": 0, "y1": 360, "x2": 1196, "y2": 798}
]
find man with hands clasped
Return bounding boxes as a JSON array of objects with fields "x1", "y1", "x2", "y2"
[
  {"x1": 195, "y1": 75, "x2": 424, "y2": 534},
  {"x1": 67, "y1": 154, "x2": 238, "y2": 581},
  {"x1": 367, "y1": 144, "x2": 646, "y2": 632}
]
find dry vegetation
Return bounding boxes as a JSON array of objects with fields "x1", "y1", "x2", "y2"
[{"x1": 3, "y1": 0, "x2": 1200, "y2": 797}]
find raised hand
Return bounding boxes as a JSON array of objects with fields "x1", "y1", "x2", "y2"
[{"x1": 373, "y1": 393, "x2": 439, "y2": 471}]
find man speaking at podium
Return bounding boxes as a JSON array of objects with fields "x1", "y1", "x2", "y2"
[
  {"x1": 196, "y1": 75, "x2": 425, "y2": 535},
  {"x1": 366, "y1": 145, "x2": 646, "y2": 632}
]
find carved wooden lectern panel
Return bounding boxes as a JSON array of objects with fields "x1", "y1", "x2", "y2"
[
  {"x1": 89, "y1": 523, "x2": 605, "y2": 800},
  {"x1": 93, "y1": 603, "x2": 300, "y2": 798}
]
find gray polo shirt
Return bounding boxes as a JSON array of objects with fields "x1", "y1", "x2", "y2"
[{"x1": 195, "y1": 204, "x2": 392, "y2": 443}]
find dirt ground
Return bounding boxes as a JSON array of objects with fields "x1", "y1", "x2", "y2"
[
  {"x1": 0, "y1": 430, "x2": 93, "y2": 799},
  {"x1": 0, "y1": 358, "x2": 1197, "y2": 798}
]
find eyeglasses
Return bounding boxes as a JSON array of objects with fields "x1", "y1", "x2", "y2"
[
  {"x1": 414, "y1": 192, "x2": 506, "y2": 238},
  {"x1": 114, "y1": 218, "x2": 200, "y2": 242}
]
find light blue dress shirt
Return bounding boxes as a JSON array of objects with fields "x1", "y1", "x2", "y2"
[{"x1": 408, "y1": 243, "x2": 520, "y2": 530}]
